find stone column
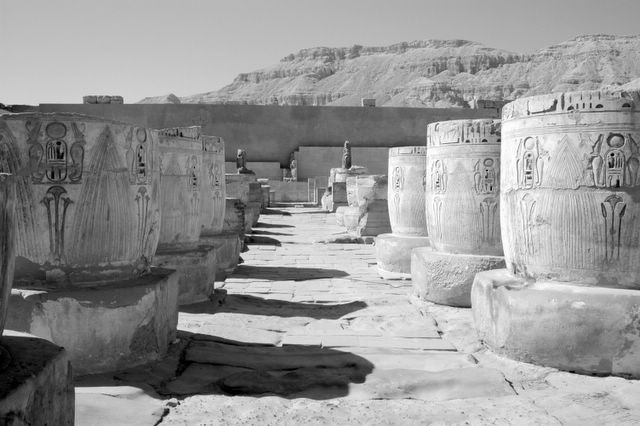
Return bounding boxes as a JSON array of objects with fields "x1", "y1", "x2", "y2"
[
  {"x1": 472, "y1": 90, "x2": 640, "y2": 378},
  {"x1": 375, "y1": 146, "x2": 431, "y2": 279},
  {"x1": 1, "y1": 113, "x2": 177, "y2": 375},
  {"x1": 199, "y1": 135, "x2": 241, "y2": 281},
  {"x1": 153, "y1": 126, "x2": 221, "y2": 305},
  {"x1": 226, "y1": 173, "x2": 261, "y2": 233},
  {"x1": 0, "y1": 174, "x2": 74, "y2": 424},
  {"x1": 412, "y1": 119, "x2": 505, "y2": 307},
  {"x1": 343, "y1": 175, "x2": 391, "y2": 237}
]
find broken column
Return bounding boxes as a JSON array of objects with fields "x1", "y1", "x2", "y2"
[
  {"x1": 412, "y1": 119, "x2": 505, "y2": 307},
  {"x1": 376, "y1": 147, "x2": 430, "y2": 279},
  {"x1": 472, "y1": 90, "x2": 640, "y2": 378},
  {"x1": 199, "y1": 136, "x2": 241, "y2": 280},
  {"x1": 0, "y1": 172, "x2": 74, "y2": 424},
  {"x1": 343, "y1": 175, "x2": 391, "y2": 237},
  {"x1": 3, "y1": 113, "x2": 178, "y2": 375},
  {"x1": 226, "y1": 173, "x2": 260, "y2": 233},
  {"x1": 153, "y1": 126, "x2": 218, "y2": 305}
]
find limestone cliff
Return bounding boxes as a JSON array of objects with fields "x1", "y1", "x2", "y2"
[{"x1": 140, "y1": 35, "x2": 640, "y2": 107}]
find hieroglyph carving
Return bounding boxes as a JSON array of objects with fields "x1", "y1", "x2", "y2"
[
  {"x1": 480, "y1": 197, "x2": 499, "y2": 245},
  {"x1": 474, "y1": 158, "x2": 498, "y2": 194},
  {"x1": 590, "y1": 133, "x2": 640, "y2": 188},
  {"x1": 41, "y1": 186, "x2": 72, "y2": 262},
  {"x1": 431, "y1": 160, "x2": 447, "y2": 193},
  {"x1": 126, "y1": 127, "x2": 152, "y2": 185},
  {"x1": 601, "y1": 194, "x2": 627, "y2": 263},
  {"x1": 516, "y1": 137, "x2": 545, "y2": 189},
  {"x1": 26, "y1": 121, "x2": 85, "y2": 184}
]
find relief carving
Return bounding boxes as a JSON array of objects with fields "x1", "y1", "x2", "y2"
[
  {"x1": 480, "y1": 197, "x2": 499, "y2": 245},
  {"x1": 391, "y1": 166, "x2": 403, "y2": 192},
  {"x1": 474, "y1": 158, "x2": 498, "y2": 194},
  {"x1": 433, "y1": 197, "x2": 443, "y2": 240},
  {"x1": 126, "y1": 127, "x2": 151, "y2": 185},
  {"x1": 431, "y1": 160, "x2": 447, "y2": 193},
  {"x1": 41, "y1": 186, "x2": 72, "y2": 262},
  {"x1": 590, "y1": 133, "x2": 640, "y2": 188},
  {"x1": 601, "y1": 194, "x2": 626, "y2": 263},
  {"x1": 516, "y1": 137, "x2": 545, "y2": 189}
]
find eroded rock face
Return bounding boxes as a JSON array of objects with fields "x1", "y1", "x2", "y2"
[
  {"x1": 501, "y1": 89, "x2": 640, "y2": 288},
  {"x1": 156, "y1": 126, "x2": 203, "y2": 249},
  {"x1": 425, "y1": 119, "x2": 502, "y2": 256},
  {"x1": 156, "y1": 35, "x2": 640, "y2": 108},
  {"x1": 0, "y1": 174, "x2": 15, "y2": 333},
  {"x1": 388, "y1": 146, "x2": 428, "y2": 236},
  {"x1": 200, "y1": 135, "x2": 225, "y2": 237},
  {"x1": 0, "y1": 113, "x2": 161, "y2": 286}
]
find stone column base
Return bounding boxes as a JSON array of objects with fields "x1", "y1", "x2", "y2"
[
  {"x1": 411, "y1": 247, "x2": 505, "y2": 307},
  {"x1": 472, "y1": 269, "x2": 640, "y2": 378},
  {"x1": 0, "y1": 333, "x2": 74, "y2": 425},
  {"x1": 6, "y1": 268, "x2": 178, "y2": 376},
  {"x1": 201, "y1": 233, "x2": 242, "y2": 280},
  {"x1": 246, "y1": 201, "x2": 262, "y2": 229},
  {"x1": 375, "y1": 233, "x2": 430, "y2": 279},
  {"x1": 155, "y1": 244, "x2": 217, "y2": 305}
]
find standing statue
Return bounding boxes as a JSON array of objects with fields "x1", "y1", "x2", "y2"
[
  {"x1": 236, "y1": 148, "x2": 254, "y2": 174},
  {"x1": 342, "y1": 140, "x2": 352, "y2": 169}
]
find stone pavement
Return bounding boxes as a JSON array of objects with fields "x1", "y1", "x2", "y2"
[{"x1": 74, "y1": 206, "x2": 640, "y2": 426}]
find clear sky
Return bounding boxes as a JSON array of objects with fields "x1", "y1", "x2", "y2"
[{"x1": 2, "y1": 0, "x2": 639, "y2": 105}]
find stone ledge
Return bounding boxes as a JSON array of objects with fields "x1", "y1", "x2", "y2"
[
  {"x1": 155, "y1": 244, "x2": 217, "y2": 305},
  {"x1": 376, "y1": 233, "x2": 430, "y2": 279},
  {"x1": 471, "y1": 269, "x2": 640, "y2": 378},
  {"x1": 6, "y1": 268, "x2": 178, "y2": 375},
  {"x1": 411, "y1": 247, "x2": 505, "y2": 307},
  {"x1": 0, "y1": 333, "x2": 74, "y2": 425}
]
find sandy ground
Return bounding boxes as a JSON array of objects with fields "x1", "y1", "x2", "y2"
[{"x1": 75, "y1": 206, "x2": 640, "y2": 426}]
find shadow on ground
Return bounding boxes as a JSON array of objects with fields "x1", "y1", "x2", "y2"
[
  {"x1": 245, "y1": 235, "x2": 282, "y2": 246},
  {"x1": 182, "y1": 291, "x2": 367, "y2": 319},
  {"x1": 250, "y1": 229, "x2": 293, "y2": 236},
  {"x1": 254, "y1": 222, "x2": 294, "y2": 229},
  {"x1": 231, "y1": 264, "x2": 348, "y2": 280},
  {"x1": 261, "y1": 208, "x2": 292, "y2": 216},
  {"x1": 76, "y1": 329, "x2": 374, "y2": 401}
]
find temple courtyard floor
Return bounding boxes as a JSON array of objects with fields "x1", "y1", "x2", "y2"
[{"x1": 75, "y1": 206, "x2": 640, "y2": 425}]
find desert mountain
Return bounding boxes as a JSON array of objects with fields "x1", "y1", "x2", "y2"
[{"x1": 139, "y1": 34, "x2": 640, "y2": 108}]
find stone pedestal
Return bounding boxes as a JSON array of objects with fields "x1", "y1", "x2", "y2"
[
  {"x1": 226, "y1": 174, "x2": 260, "y2": 232},
  {"x1": 412, "y1": 247, "x2": 505, "y2": 307},
  {"x1": 0, "y1": 334, "x2": 74, "y2": 425},
  {"x1": 376, "y1": 233, "x2": 430, "y2": 279},
  {"x1": 472, "y1": 269, "x2": 640, "y2": 378},
  {"x1": 200, "y1": 233, "x2": 242, "y2": 280},
  {"x1": 413, "y1": 119, "x2": 503, "y2": 307},
  {"x1": 154, "y1": 245, "x2": 216, "y2": 305},
  {"x1": 330, "y1": 182, "x2": 348, "y2": 213},
  {"x1": 6, "y1": 268, "x2": 178, "y2": 375},
  {"x1": 345, "y1": 175, "x2": 391, "y2": 237}
]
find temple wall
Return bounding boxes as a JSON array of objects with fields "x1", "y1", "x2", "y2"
[{"x1": 38, "y1": 104, "x2": 497, "y2": 176}]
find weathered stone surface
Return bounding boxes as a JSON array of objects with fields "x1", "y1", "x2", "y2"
[
  {"x1": 0, "y1": 334, "x2": 74, "y2": 425},
  {"x1": 156, "y1": 126, "x2": 203, "y2": 250},
  {"x1": 412, "y1": 246, "x2": 505, "y2": 307},
  {"x1": 200, "y1": 135, "x2": 225, "y2": 237},
  {"x1": 426, "y1": 119, "x2": 502, "y2": 256},
  {"x1": 335, "y1": 206, "x2": 348, "y2": 226},
  {"x1": 222, "y1": 197, "x2": 245, "y2": 236},
  {"x1": 0, "y1": 113, "x2": 161, "y2": 286},
  {"x1": 0, "y1": 174, "x2": 15, "y2": 334},
  {"x1": 226, "y1": 173, "x2": 260, "y2": 232},
  {"x1": 201, "y1": 233, "x2": 242, "y2": 278},
  {"x1": 154, "y1": 244, "x2": 216, "y2": 305},
  {"x1": 388, "y1": 146, "x2": 428, "y2": 236},
  {"x1": 76, "y1": 385, "x2": 165, "y2": 425},
  {"x1": 6, "y1": 268, "x2": 178, "y2": 375},
  {"x1": 502, "y1": 90, "x2": 640, "y2": 288},
  {"x1": 472, "y1": 268, "x2": 640, "y2": 378},
  {"x1": 347, "y1": 367, "x2": 514, "y2": 401},
  {"x1": 376, "y1": 233, "x2": 430, "y2": 278}
]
